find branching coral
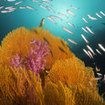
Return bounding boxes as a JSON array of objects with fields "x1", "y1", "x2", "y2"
[
  {"x1": 0, "y1": 64, "x2": 45, "y2": 105},
  {"x1": 46, "y1": 56, "x2": 97, "y2": 92},
  {"x1": 0, "y1": 27, "x2": 74, "y2": 70},
  {"x1": 10, "y1": 39, "x2": 50, "y2": 76}
]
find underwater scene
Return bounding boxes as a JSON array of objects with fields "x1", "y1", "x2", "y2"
[{"x1": 0, "y1": 0, "x2": 105, "y2": 105}]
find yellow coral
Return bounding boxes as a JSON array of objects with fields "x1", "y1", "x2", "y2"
[
  {"x1": 0, "y1": 27, "x2": 74, "y2": 70},
  {"x1": 73, "y1": 85, "x2": 104, "y2": 105},
  {"x1": 44, "y1": 81, "x2": 104, "y2": 105},
  {"x1": 46, "y1": 56, "x2": 97, "y2": 91},
  {"x1": 44, "y1": 81, "x2": 74, "y2": 105},
  {"x1": 0, "y1": 64, "x2": 45, "y2": 105}
]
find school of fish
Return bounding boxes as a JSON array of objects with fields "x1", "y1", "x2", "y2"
[{"x1": 0, "y1": 0, "x2": 105, "y2": 60}]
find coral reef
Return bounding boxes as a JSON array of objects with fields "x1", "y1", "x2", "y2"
[
  {"x1": 46, "y1": 56, "x2": 97, "y2": 91},
  {"x1": 44, "y1": 81, "x2": 104, "y2": 105},
  {"x1": 10, "y1": 39, "x2": 50, "y2": 76},
  {"x1": 0, "y1": 26, "x2": 104, "y2": 105},
  {"x1": 0, "y1": 27, "x2": 74, "y2": 70},
  {"x1": 0, "y1": 64, "x2": 45, "y2": 105}
]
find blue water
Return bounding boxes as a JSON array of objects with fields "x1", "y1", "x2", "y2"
[{"x1": 0, "y1": 0, "x2": 105, "y2": 60}]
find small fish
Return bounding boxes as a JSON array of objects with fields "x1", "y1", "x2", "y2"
[
  {"x1": 96, "y1": 13, "x2": 102, "y2": 18},
  {"x1": 26, "y1": 6, "x2": 36, "y2": 10},
  {"x1": 88, "y1": 14, "x2": 97, "y2": 20},
  {"x1": 97, "y1": 73, "x2": 102, "y2": 76},
  {"x1": 87, "y1": 45, "x2": 95, "y2": 55},
  {"x1": 47, "y1": 16, "x2": 56, "y2": 23},
  {"x1": 81, "y1": 27, "x2": 89, "y2": 34},
  {"x1": 5, "y1": 6, "x2": 14, "y2": 9},
  {"x1": 60, "y1": 40, "x2": 65, "y2": 47},
  {"x1": 43, "y1": 37, "x2": 51, "y2": 46},
  {"x1": 58, "y1": 46, "x2": 67, "y2": 54},
  {"x1": 49, "y1": 49, "x2": 53, "y2": 57},
  {"x1": 15, "y1": 1, "x2": 23, "y2": 5},
  {"x1": 7, "y1": 0, "x2": 15, "y2": 1},
  {"x1": 88, "y1": 50, "x2": 93, "y2": 58},
  {"x1": 0, "y1": 6, "x2": 4, "y2": 9},
  {"x1": 67, "y1": 22, "x2": 76, "y2": 29},
  {"x1": 42, "y1": 1, "x2": 51, "y2": 6},
  {"x1": 95, "y1": 66, "x2": 100, "y2": 72},
  {"x1": 1, "y1": 10, "x2": 9, "y2": 13},
  {"x1": 50, "y1": 15, "x2": 62, "y2": 20},
  {"x1": 40, "y1": 18, "x2": 45, "y2": 27},
  {"x1": 94, "y1": 77, "x2": 102, "y2": 81},
  {"x1": 82, "y1": 18, "x2": 88, "y2": 23},
  {"x1": 62, "y1": 27, "x2": 74, "y2": 35},
  {"x1": 39, "y1": 5, "x2": 47, "y2": 9},
  {"x1": 42, "y1": 0, "x2": 52, "y2": 1},
  {"x1": 81, "y1": 34, "x2": 89, "y2": 43},
  {"x1": 85, "y1": 26, "x2": 94, "y2": 34},
  {"x1": 83, "y1": 49, "x2": 91, "y2": 58},
  {"x1": 68, "y1": 38, "x2": 77, "y2": 45},
  {"x1": 98, "y1": 44, "x2": 105, "y2": 52},
  {"x1": 100, "y1": 11, "x2": 105, "y2": 16},
  {"x1": 70, "y1": 5, "x2": 79, "y2": 10},
  {"x1": 46, "y1": 6, "x2": 54, "y2": 12},
  {"x1": 32, "y1": 0, "x2": 39, "y2": 2},
  {"x1": 96, "y1": 49, "x2": 102, "y2": 55},
  {"x1": 67, "y1": 9, "x2": 75, "y2": 16},
  {"x1": 58, "y1": 12, "x2": 68, "y2": 18},
  {"x1": 19, "y1": 6, "x2": 26, "y2": 9}
]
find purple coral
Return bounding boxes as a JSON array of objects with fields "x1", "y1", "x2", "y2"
[
  {"x1": 10, "y1": 39, "x2": 50, "y2": 76},
  {"x1": 26, "y1": 39, "x2": 50, "y2": 75},
  {"x1": 10, "y1": 53, "x2": 25, "y2": 69}
]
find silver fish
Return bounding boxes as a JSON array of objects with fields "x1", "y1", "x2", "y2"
[
  {"x1": 100, "y1": 11, "x2": 105, "y2": 16},
  {"x1": 47, "y1": 16, "x2": 56, "y2": 23},
  {"x1": 81, "y1": 34, "x2": 89, "y2": 43},
  {"x1": 82, "y1": 27, "x2": 89, "y2": 34},
  {"x1": 87, "y1": 45, "x2": 95, "y2": 55},
  {"x1": 85, "y1": 26, "x2": 94, "y2": 34},
  {"x1": 98, "y1": 44, "x2": 105, "y2": 52},
  {"x1": 39, "y1": 5, "x2": 47, "y2": 9},
  {"x1": 88, "y1": 14, "x2": 97, "y2": 20},
  {"x1": 67, "y1": 9, "x2": 75, "y2": 16},
  {"x1": 83, "y1": 49, "x2": 91, "y2": 58},
  {"x1": 58, "y1": 12, "x2": 68, "y2": 18},
  {"x1": 96, "y1": 49, "x2": 102, "y2": 55},
  {"x1": 50, "y1": 15, "x2": 62, "y2": 20},
  {"x1": 68, "y1": 38, "x2": 77, "y2": 45},
  {"x1": 82, "y1": 17, "x2": 88, "y2": 23},
  {"x1": 88, "y1": 50, "x2": 93, "y2": 58},
  {"x1": 15, "y1": 1, "x2": 23, "y2": 5},
  {"x1": 62, "y1": 27, "x2": 74, "y2": 35},
  {"x1": 67, "y1": 22, "x2": 76, "y2": 29},
  {"x1": 96, "y1": 13, "x2": 102, "y2": 18},
  {"x1": 0, "y1": 6, "x2": 4, "y2": 9}
]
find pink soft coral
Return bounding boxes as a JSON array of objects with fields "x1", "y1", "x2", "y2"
[{"x1": 10, "y1": 39, "x2": 50, "y2": 76}]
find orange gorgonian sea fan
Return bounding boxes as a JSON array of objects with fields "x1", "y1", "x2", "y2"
[
  {"x1": 0, "y1": 27, "x2": 74, "y2": 70},
  {"x1": 0, "y1": 64, "x2": 45, "y2": 105},
  {"x1": 46, "y1": 56, "x2": 97, "y2": 92}
]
